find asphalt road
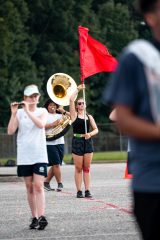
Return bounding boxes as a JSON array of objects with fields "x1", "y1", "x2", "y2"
[{"x1": 0, "y1": 163, "x2": 141, "y2": 240}]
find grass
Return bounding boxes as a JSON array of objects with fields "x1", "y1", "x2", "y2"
[
  {"x1": 0, "y1": 151, "x2": 127, "y2": 166},
  {"x1": 63, "y1": 151, "x2": 127, "y2": 164}
]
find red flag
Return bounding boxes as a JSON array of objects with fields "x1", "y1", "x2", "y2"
[{"x1": 78, "y1": 26, "x2": 118, "y2": 82}]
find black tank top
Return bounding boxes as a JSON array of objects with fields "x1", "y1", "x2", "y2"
[{"x1": 72, "y1": 115, "x2": 90, "y2": 134}]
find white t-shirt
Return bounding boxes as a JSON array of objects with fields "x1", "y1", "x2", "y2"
[
  {"x1": 46, "y1": 113, "x2": 65, "y2": 145},
  {"x1": 16, "y1": 108, "x2": 48, "y2": 165}
]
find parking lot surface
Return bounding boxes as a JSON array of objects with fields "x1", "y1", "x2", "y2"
[{"x1": 0, "y1": 163, "x2": 141, "y2": 240}]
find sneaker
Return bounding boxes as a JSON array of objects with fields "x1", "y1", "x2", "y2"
[
  {"x1": 77, "y1": 190, "x2": 84, "y2": 198},
  {"x1": 37, "y1": 216, "x2": 48, "y2": 230},
  {"x1": 44, "y1": 182, "x2": 52, "y2": 191},
  {"x1": 85, "y1": 190, "x2": 92, "y2": 198},
  {"x1": 29, "y1": 217, "x2": 38, "y2": 229},
  {"x1": 57, "y1": 183, "x2": 63, "y2": 192}
]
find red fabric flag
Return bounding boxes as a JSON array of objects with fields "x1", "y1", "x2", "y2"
[{"x1": 78, "y1": 26, "x2": 118, "y2": 82}]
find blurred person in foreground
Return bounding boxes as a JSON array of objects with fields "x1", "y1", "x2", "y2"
[
  {"x1": 7, "y1": 85, "x2": 48, "y2": 230},
  {"x1": 69, "y1": 84, "x2": 98, "y2": 198},
  {"x1": 103, "y1": 0, "x2": 160, "y2": 239}
]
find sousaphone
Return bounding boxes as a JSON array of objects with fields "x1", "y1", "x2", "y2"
[{"x1": 46, "y1": 73, "x2": 77, "y2": 141}]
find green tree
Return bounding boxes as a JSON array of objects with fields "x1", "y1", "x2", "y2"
[
  {"x1": 0, "y1": 1, "x2": 39, "y2": 127},
  {"x1": 0, "y1": 0, "x2": 142, "y2": 126},
  {"x1": 26, "y1": 0, "x2": 100, "y2": 104}
]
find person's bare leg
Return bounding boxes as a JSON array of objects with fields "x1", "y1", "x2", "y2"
[
  {"x1": 33, "y1": 174, "x2": 46, "y2": 217},
  {"x1": 83, "y1": 153, "x2": 93, "y2": 191},
  {"x1": 53, "y1": 165, "x2": 62, "y2": 184},
  {"x1": 45, "y1": 166, "x2": 54, "y2": 183},
  {"x1": 24, "y1": 176, "x2": 37, "y2": 218},
  {"x1": 72, "y1": 154, "x2": 83, "y2": 191}
]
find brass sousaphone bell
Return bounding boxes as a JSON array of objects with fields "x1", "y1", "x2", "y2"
[
  {"x1": 46, "y1": 73, "x2": 77, "y2": 141},
  {"x1": 47, "y1": 72, "x2": 77, "y2": 106}
]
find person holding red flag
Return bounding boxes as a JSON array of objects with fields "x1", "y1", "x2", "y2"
[
  {"x1": 69, "y1": 84, "x2": 98, "y2": 198},
  {"x1": 75, "y1": 25, "x2": 116, "y2": 198}
]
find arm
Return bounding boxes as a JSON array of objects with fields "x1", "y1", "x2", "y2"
[
  {"x1": 69, "y1": 84, "x2": 85, "y2": 121},
  {"x1": 27, "y1": 110, "x2": 48, "y2": 128},
  {"x1": 84, "y1": 115, "x2": 98, "y2": 139},
  {"x1": 69, "y1": 98, "x2": 77, "y2": 122},
  {"x1": 7, "y1": 114, "x2": 18, "y2": 135},
  {"x1": 23, "y1": 102, "x2": 48, "y2": 128},
  {"x1": 57, "y1": 106, "x2": 70, "y2": 117},
  {"x1": 7, "y1": 102, "x2": 19, "y2": 135},
  {"x1": 115, "y1": 105, "x2": 160, "y2": 139},
  {"x1": 45, "y1": 118, "x2": 63, "y2": 129}
]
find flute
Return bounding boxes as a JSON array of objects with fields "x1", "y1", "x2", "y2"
[{"x1": 11, "y1": 101, "x2": 39, "y2": 106}]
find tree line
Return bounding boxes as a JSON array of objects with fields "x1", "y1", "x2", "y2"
[{"x1": 0, "y1": 0, "x2": 151, "y2": 127}]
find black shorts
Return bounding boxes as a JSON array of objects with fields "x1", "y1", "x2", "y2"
[
  {"x1": 47, "y1": 144, "x2": 64, "y2": 166},
  {"x1": 17, "y1": 163, "x2": 47, "y2": 177},
  {"x1": 72, "y1": 137, "x2": 94, "y2": 156}
]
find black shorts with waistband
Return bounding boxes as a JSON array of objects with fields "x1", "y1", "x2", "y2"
[
  {"x1": 72, "y1": 137, "x2": 94, "y2": 156},
  {"x1": 17, "y1": 163, "x2": 47, "y2": 177}
]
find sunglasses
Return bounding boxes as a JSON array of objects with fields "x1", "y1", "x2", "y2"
[{"x1": 77, "y1": 102, "x2": 84, "y2": 105}]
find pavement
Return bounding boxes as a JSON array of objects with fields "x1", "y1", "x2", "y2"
[
  {"x1": 0, "y1": 166, "x2": 17, "y2": 175},
  {"x1": 0, "y1": 163, "x2": 141, "y2": 240},
  {"x1": 0, "y1": 166, "x2": 22, "y2": 182}
]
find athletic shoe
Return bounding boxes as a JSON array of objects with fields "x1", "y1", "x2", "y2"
[
  {"x1": 57, "y1": 182, "x2": 63, "y2": 191},
  {"x1": 37, "y1": 216, "x2": 48, "y2": 230},
  {"x1": 77, "y1": 190, "x2": 84, "y2": 198},
  {"x1": 85, "y1": 190, "x2": 92, "y2": 198},
  {"x1": 44, "y1": 182, "x2": 52, "y2": 191},
  {"x1": 29, "y1": 217, "x2": 38, "y2": 229}
]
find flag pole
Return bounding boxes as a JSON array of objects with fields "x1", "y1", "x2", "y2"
[
  {"x1": 81, "y1": 76, "x2": 87, "y2": 134},
  {"x1": 83, "y1": 87, "x2": 87, "y2": 134},
  {"x1": 78, "y1": 25, "x2": 89, "y2": 134}
]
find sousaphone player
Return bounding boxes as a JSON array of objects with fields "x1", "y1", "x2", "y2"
[{"x1": 44, "y1": 73, "x2": 77, "y2": 191}]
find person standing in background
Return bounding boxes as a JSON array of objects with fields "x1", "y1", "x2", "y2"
[
  {"x1": 69, "y1": 84, "x2": 98, "y2": 198},
  {"x1": 103, "y1": 0, "x2": 160, "y2": 239},
  {"x1": 44, "y1": 99, "x2": 70, "y2": 191},
  {"x1": 7, "y1": 85, "x2": 48, "y2": 230}
]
